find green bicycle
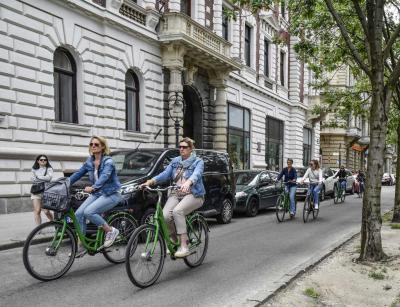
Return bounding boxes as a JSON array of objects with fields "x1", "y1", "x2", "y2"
[
  {"x1": 334, "y1": 181, "x2": 346, "y2": 204},
  {"x1": 303, "y1": 183, "x2": 319, "y2": 223},
  {"x1": 275, "y1": 182, "x2": 297, "y2": 222},
  {"x1": 23, "y1": 197, "x2": 138, "y2": 281},
  {"x1": 125, "y1": 186, "x2": 209, "y2": 288}
]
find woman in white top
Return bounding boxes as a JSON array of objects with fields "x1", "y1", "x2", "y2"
[
  {"x1": 300, "y1": 159, "x2": 323, "y2": 209},
  {"x1": 31, "y1": 154, "x2": 54, "y2": 225}
]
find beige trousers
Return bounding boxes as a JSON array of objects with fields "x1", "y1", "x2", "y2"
[{"x1": 163, "y1": 193, "x2": 204, "y2": 235}]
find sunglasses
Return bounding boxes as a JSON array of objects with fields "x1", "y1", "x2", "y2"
[
  {"x1": 309, "y1": 163, "x2": 314, "y2": 166},
  {"x1": 179, "y1": 145, "x2": 189, "y2": 149},
  {"x1": 39, "y1": 159, "x2": 47, "y2": 162},
  {"x1": 90, "y1": 143, "x2": 101, "y2": 147}
]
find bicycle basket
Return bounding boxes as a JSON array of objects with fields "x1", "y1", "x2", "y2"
[{"x1": 42, "y1": 178, "x2": 71, "y2": 212}]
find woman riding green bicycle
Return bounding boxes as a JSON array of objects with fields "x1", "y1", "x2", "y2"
[{"x1": 141, "y1": 137, "x2": 205, "y2": 258}]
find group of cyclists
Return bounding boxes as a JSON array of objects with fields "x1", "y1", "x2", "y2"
[
  {"x1": 27, "y1": 135, "x2": 369, "y2": 288},
  {"x1": 276, "y1": 158, "x2": 366, "y2": 218},
  {"x1": 33, "y1": 135, "x2": 368, "y2": 257}
]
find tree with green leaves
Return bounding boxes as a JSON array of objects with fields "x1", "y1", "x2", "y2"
[{"x1": 287, "y1": 0, "x2": 400, "y2": 261}]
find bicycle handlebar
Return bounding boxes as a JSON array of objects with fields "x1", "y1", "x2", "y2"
[{"x1": 142, "y1": 185, "x2": 179, "y2": 193}]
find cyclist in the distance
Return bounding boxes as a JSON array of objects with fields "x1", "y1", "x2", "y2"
[
  {"x1": 334, "y1": 165, "x2": 347, "y2": 195},
  {"x1": 276, "y1": 158, "x2": 297, "y2": 218},
  {"x1": 141, "y1": 137, "x2": 205, "y2": 258},
  {"x1": 356, "y1": 169, "x2": 366, "y2": 195}
]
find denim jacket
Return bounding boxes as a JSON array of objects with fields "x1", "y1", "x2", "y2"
[
  {"x1": 69, "y1": 155, "x2": 121, "y2": 196},
  {"x1": 153, "y1": 156, "x2": 205, "y2": 197}
]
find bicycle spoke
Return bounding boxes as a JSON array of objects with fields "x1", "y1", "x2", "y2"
[
  {"x1": 125, "y1": 225, "x2": 165, "y2": 288},
  {"x1": 23, "y1": 222, "x2": 76, "y2": 281}
]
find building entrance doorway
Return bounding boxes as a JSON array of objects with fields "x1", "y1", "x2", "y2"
[{"x1": 183, "y1": 84, "x2": 203, "y2": 148}]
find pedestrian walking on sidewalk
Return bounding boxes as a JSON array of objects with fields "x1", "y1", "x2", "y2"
[
  {"x1": 68, "y1": 136, "x2": 122, "y2": 257},
  {"x1": 31, "y1": 154, "x2": 54, "y2": 225}
]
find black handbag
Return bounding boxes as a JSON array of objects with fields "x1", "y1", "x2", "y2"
[{"x1": 30, "y1": 168, "x2": 47, "y2": 195}]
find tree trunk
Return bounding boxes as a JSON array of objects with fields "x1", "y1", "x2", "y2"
[
  {"x1": 359, "y1": 83, "x2": 390, "y2": 262},
  {"x1": 392, "y1": 124, "x2": 400, "y2": 222}
]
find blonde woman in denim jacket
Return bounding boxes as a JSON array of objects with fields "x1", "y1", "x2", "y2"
[
  {"x1": 142, "y1": 137, "x2": 205, "y2": 258},
  {"x1": 69, "y1": 136, "x2": 122, "y2": 257}
]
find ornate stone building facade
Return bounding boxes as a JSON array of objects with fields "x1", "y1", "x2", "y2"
[
  {"x1": 0, "y1": 0, "x2": 319, "y2": 213},
  {"x1": 319, "y1": 66, "x2": 369, "y2": 170}
]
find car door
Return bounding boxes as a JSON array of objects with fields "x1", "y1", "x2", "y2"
[
  {"x1": 324, "y1": 168, "x2": 335, "y2": 194},
  {"x1": 257, "y1": 172, "x2": 277, "y2": 208},
  {"x1": 346, "y1": 170, "x2": 354, "y2": 191}
]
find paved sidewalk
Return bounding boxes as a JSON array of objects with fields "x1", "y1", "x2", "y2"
[{"x1": 0, "y1": 211, "x2": 42, "y2": 250}]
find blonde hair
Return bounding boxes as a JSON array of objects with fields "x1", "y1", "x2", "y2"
[
  {"x1": 179, "y1": 137, "x2": 195, "y2": 149},
  {"x1": 89, "y1": 136, "x2": 111, "y2": 155}
]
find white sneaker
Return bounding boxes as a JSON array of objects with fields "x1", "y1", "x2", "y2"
[
  {"x1": 104, "y1": 227, "x2": 119, "y2": 248},
  {"x1": 314, "y1": 204, "x2": 319, "y2": 210},
  {"x1": 174, "y1": 246, "x2": 190, "y2": 258}
]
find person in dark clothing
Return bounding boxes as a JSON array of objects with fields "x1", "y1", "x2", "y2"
[
  {"x1": 356, "y1": 170, "x2": 366, "y2": 194},
  {"x1": 276, "y1": 158, "x2": 297, "y2": 217},
  {"x1": 334, "y1": 165, "x2": 347, "y2": 192}
]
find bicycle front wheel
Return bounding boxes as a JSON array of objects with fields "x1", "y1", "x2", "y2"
[
  {"x1": 303, "y1": 197, "x2": 311, "y2": 223},
  {"x1": 125, "y1": 224, "x2": 165, "y2": 288},
  {"x1": 103, "y1": 213, "x2": 138, "y2": 264},
  {"x1": 184, "y1": 216, "x2": 209, "y2": 268},
  {"x1": 275, "y1": 195, "x2": 286, "y2": 222},
  {"x1": 23, "y1": 222, "x2": 76, "y2": 281}
]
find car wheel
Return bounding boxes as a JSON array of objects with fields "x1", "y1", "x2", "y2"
[
  {"x1": 216, "y1": 198, "x2": 233, "y2": 224},
  {"x1": 319, "y1": 186, "x2": 326, "y2": 201},
  {"x1": 140, "y1": 207, "x2": 156, "y2": 225},
  {"x1": 245, "y1": 197, "x2": 259, "y2": 217}
]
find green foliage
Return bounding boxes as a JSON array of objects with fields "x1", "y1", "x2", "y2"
[
  {"x1": 390, "y1": 223, "x2": 400, "y2": 230},
  {"x1": 303, "y1": 287, "x2": 320, "y2": 299},
  {"x1": 368, "y1": 271, "x2": 385, "y2": 280},
  {"x1": 223, "y1": 0, "x2": 273, "y2": 20}
]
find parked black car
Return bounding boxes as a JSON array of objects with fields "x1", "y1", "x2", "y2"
[
  {"x1": 234, "y1": 170, "x2": 280, "y2": 217},
  {"x1": 67, "y1": 148, "x2": 236, "y2": 224}
]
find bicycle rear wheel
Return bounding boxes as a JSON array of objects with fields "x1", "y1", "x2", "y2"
[
  {"x1": 23, "y1": 222, "x2": 76, "y2": 281},
  {"x1": 312, "y1": 202, "x2": 319, "y2": 219},
  {"x1": 333, "y1": 185, "x2": 340, "y2": 204},
  {"x1": 303, "y1": 197, "x2": 311, "y2": 223},
  {"x1": 340, "y1": 188, "x2": 346, "y2": 203},
  {"x1": 184, "y1": 216, "x2": 209, "y2": 268},
  {"x1": 275, "y1": 195, "x2": 286, "y2": 222},
  {"x1": 125, "y1": 224, "x2": 165, "y2": 288},
  {"x1": 103, "y1": 213, "x2": 138, "y2": 264}
]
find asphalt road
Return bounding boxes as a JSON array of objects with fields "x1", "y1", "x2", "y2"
[{"x1": 0, "y1": 187, "x2": 395, "y2": 307}]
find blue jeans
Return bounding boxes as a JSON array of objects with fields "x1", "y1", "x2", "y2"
[
  {"x1": 285, "y1": 185, "x2": 297, "y2": 214},
  {"x1": 75, "y1": 192, "x2": 121, "y2": 234},
  {"x1": 307, "y1": 183, "x2": 321, "y2": 206},
  {"x1": 339, "y1": 180, "x2": 346, "y2": 191}
]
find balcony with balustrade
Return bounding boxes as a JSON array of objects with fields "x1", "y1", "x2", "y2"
[{"x1": 158, "y1": 12, "x2": 241, "y2": 72}]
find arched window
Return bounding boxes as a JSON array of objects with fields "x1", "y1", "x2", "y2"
[
  {"x1": 53, "y1": 48, "x2": 77, "y2": 123},
  {"x1": 125, "y1": 70, "x2": 140, "y2": 131}
]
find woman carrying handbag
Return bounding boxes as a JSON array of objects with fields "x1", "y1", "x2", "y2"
[{"x1": 31, "y1": 154, "x2": 54, "y2": 225}]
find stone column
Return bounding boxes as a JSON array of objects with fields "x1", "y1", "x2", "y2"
[
  {"x1": 209, "y1": 70, "x2": 229, "y2": 152},
  {"x1": 162, "y1": 44, "x2": 186, "y2": 147},
  {"x1": 213, "y1": 0, "x2": 222, "y2": 36}
]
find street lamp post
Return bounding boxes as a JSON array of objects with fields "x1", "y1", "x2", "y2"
[{"x1": 168, "y1": 92, "x2": 185, "y2": 148}]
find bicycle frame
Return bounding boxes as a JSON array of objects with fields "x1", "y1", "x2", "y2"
[
  {"x1": 52, "y1": 209, "x2": 127, "y2": 254},
  {"x1": 278, "y1": 183, "x2": 290, "y2": 209},
  {"x1": 144, "y1": 187, "x2": 206, "y2": 257}
]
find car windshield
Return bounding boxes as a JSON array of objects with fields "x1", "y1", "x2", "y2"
[
  {"x1": 235, "y1": 172, "x2": 259, "y2": 186},
  {"x1": 112, "y1": 151, "x2": 160, "y2": 176}
]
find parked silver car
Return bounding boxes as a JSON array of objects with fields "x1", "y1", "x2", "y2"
[{"x1": 295, "y1": 167, "x2": 338, "y2": 201}]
